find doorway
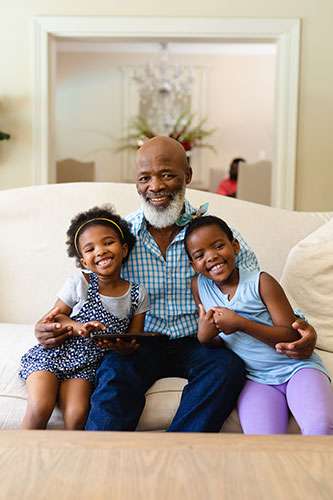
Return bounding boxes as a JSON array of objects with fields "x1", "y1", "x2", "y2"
[{"x1": 33, "y1": 16, "x2": 300, "y2": 209}]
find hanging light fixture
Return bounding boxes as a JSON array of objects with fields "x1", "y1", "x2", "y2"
[{"x1": 133, "y1": 43, "x2": 194, "y2": 136}]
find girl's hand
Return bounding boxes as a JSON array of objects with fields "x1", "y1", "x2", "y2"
[
  {"x1": 95, "y1": 337, "x2": 140, "y2": 355},
  {"x1": 76, "y1": 321, "x2": 107, "y2": 337},
  {"x1": 212, "y1": 307, "x2": 241, "y2": 334},
  {"x1": 197, "y1": 304, "x2": 219, "y2": 341}
]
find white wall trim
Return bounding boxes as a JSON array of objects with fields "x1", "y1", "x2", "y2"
[
  {"x1": 33, "y1": 16, "x2": 300, "y2": 209},
  {"x1": 56, "y1": 41, "x2": 277, "y2": 55}
]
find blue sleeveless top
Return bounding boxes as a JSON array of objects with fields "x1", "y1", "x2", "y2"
[{"x1": 197, "y1": 269, "x2": 328, "y2": 385}]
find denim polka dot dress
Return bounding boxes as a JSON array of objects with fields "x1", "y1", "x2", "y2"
[{"x1": 19, "y1": 273, "x2": 140, "y2": 382}]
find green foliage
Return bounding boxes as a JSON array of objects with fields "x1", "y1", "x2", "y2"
[
  {"x1": 0, "y1": 131, "x2": 10, "y2": 141},
  {"x1": 116, "y1": 111, "x2": 216, "y2": 153}
]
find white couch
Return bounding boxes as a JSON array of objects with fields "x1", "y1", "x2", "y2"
[{"x1": 0, "y1": 182, "x2": 332, "y2": 432}]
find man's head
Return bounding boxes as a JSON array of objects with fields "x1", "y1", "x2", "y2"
[{"x1": 135, "y1": 136, "x2": 193, "y2": 228}]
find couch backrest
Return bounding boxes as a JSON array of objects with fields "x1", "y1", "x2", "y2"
[{"x1": 0, "y1": 182, "x2": 330, "y2": 323}]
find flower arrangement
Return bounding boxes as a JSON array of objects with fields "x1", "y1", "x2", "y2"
[
  {"x1": 117, "y1": 111, "x2": 216, "y2": 155},
  {"x1": 0, "y1": 130, "x2": 10, "y2": 141}
]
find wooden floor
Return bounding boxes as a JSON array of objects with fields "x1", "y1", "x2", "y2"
[{"x1": 0, "y1": 431, "x2": 332, "y2": 500}]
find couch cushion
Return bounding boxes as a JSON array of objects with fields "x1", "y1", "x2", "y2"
[
  {"x1": 0, "y1": 323, "x2": 64, "y2": 429},
  {"x1": 280, "y1": 218, "x2": 333, "y2": 352},
  {"x1": 2, "y1": 323, "x2": 332, "y2": 432}
]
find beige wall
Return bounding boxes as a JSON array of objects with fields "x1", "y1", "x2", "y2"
[
  {"x1": 1, "y1": 2, "x2": 333, "y2": 211},
  {"x1": 56, "y1": 49, "x2": 274, "y2": 186}
]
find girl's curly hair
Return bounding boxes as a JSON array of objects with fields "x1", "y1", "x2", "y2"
[{"x1": 66, "y1": 204, "x2": 136, "y2": 267}]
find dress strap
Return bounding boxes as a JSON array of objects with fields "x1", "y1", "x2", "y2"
[
  {"x1": 86, "y1": 272, "x2": 99, "y2": 299},
  {"x1": 129, "y1": 282, "x2": 140, "y2": 317}
]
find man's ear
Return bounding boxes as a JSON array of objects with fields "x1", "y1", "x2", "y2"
[
  {"x1": 185, "y1": 165, "x2": 193, "y2": 185},
  {"x1": 232, "y1": 239, "x2": 240, "y2": 255}
]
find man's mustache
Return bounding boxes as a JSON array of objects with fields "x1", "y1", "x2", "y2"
[{"x1": 145, "y1": 191, "x2": 175, "y2": 200}]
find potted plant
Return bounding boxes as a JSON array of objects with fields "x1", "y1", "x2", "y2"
[
  {"x1": 0, "y1": 130, "x2": 10, "y2": 141},
  {"x1": 117, "y1": 111, "x2": 215, "y2": 157}
]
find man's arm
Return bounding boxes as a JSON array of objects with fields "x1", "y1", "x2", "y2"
[{"x1": 232, "y1": 228, "x2": 260, "y2": 272}]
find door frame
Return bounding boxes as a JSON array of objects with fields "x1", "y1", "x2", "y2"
[{"x1": 33, "y1": 16, "x2": 300, "y2": 209}]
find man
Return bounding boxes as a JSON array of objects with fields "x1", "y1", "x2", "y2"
[{"x1": 35, "y1": 136, "x2": 317, "y2": 432}]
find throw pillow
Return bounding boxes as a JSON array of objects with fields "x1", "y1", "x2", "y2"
[{"x1": 280, "y1": 217, "x2": 333, "y2": 352}]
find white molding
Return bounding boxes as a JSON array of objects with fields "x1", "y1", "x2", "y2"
[
  {"x1": 56, "y1": 41, "x2": 277, "y2": 55},
  {"x1": 272, "y1": 21, "x2": 300, "y2": 209},
  {"x1": 33, "y1": 16, "x2": 300, "y2": 209},
  {"x1": 32, "y1": 19, "x2": 49, "y2": 184}
]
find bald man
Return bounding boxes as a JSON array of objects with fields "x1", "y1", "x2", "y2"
[{"x1": 36, "y1": 136, "x2": 317, "y2": 432}]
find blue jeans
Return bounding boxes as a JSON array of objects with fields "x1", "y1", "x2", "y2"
[{"x1": 85, "y1": 337, "x2": 245, "y2": 432}]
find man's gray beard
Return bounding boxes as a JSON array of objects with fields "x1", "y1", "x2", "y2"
[{"x1": 140, "y1": 188, "x2": 185, "y2": 229}]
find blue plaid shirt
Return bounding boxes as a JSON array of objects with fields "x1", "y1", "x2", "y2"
[{"x1": 122, "y1": 200, "x2": 259, "y2": 339}]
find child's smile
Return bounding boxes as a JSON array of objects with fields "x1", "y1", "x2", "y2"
[
  {"x1": 95, "y1": 256, "x2": 113, "y2": 270},
  {"x1": 207, "y1": 262, "x2": 227, "y2": 277}
]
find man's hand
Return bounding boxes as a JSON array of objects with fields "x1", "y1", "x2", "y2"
[
  {"x1": 35, "y1": 307, "x2": 72, "y2": 348},
  {"x1": 275, "y1": 319, "x2": 317, "y2": 359}
]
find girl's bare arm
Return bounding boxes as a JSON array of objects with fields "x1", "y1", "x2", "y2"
[
  {"x1": 213, "y1": 272, "x2": 299, "y2": 347},
  {"x1": 191, "y1": 276, "x2": 222, "y2": 345}
]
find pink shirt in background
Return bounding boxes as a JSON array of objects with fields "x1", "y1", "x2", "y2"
[{"x1": 216, "y1": 178, "x2": 237, "y2": 197}]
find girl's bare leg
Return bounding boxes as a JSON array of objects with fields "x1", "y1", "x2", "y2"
[
  {"x1": 58, "y1": 379, "x2": 93, "y2": 430},
  {"x1": 21, "y1": 371, "x2": 59, "y2": 429}
]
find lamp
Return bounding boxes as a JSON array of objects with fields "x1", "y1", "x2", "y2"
[
  {"x1": 116, "y1": 43, "x2": 215, "y2": 157},
  {"x1": 133, "y1": 43, "x2": 194, "y2": 136}
]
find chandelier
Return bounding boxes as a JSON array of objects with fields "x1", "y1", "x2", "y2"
[{"x1": 133, "y1": 43, "x2": 194, "y2": 136}]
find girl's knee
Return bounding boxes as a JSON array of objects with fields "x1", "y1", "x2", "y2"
[
  {"x1": 301, "y1": 414, "x2": 333, "y2": 435},
  {"x1": 63, "y1": 404, "x2": 89, "y2": 430},
  {"x1": 23, "y1": 400, "x2": 55, "y2": 429}
]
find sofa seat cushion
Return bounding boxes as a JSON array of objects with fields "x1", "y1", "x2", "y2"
[
  {"x1": 3, "y1": 323, "x2": 332, "y2": 433},
  {"x1": 0, "y1": 323, "x2": 245, "y2": 431},
  {"x1": 0, "y1": 323, "x2": 190, "y2": 430},
  {"x1": 0, "y1": 323, "x2": 62, "y2": 429},
  {"x1": 281, "y1": 218, "x2": 333, "y2": 353}
]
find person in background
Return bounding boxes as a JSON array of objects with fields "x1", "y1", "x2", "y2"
[{"x1": 216, "y1": 157, "x2": 245, "y2": 198}]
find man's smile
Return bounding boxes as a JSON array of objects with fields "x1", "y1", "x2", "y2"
[{"x1": 146, "y1": 193, "x2": 173, "y2": 207}]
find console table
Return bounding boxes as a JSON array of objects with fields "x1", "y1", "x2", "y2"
[{"x1": 1, "y1": 431, "x2": 332, "y2": 500}]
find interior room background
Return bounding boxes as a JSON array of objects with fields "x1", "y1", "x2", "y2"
[
  {"x1": 1, "y1": 1, "x2": 333, "y2": 211},
  {"x1": 55, "y1": 41, "x2": 275, "y2": 190}
]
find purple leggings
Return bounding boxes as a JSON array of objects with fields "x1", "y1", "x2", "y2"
[{"x1": 237, "y1": 368, "x2": 333, "y2": 435}]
